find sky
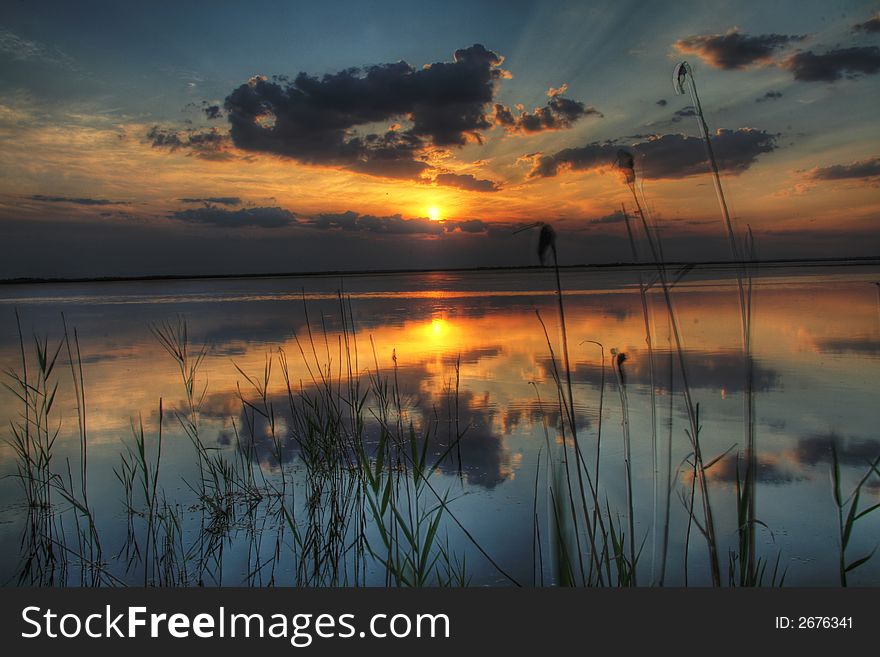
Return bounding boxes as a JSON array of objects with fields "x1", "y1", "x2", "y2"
[{"x1": 0, "y1": 0, "x2": 878, "y2": 278}]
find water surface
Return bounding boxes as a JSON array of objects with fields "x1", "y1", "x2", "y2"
[{"x1": 1, "y1": 262, "x2": 878, "y2": 586}]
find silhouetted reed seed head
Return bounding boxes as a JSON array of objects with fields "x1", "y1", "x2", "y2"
[
  {"x1": 616, "y1": 149, "x2": 635, "y2": 185},
  {"x1": 673, "y1": 61, "x2": 691, "y2": 95},
  {"x1": 538, "y1": 223, "x2": 557, "y2": 266},
  {"x1": 611, "y1": 348, "x2": 628, "y2": 386}
]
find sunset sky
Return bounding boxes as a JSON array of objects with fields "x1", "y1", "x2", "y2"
[{"x1": 1, "y1": 0, "x2": 878, "y2": 278}]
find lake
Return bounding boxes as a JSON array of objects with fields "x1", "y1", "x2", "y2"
[{"x1": 1, "y1": 261, "x2": 878, "y2": 586}]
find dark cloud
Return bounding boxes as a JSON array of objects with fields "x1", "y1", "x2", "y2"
[
  {"x1": 706, "y1": 454, "x2": 801, "y2": 485},
  {"x1": 782, "y1": 46, "x2": 880, "y2": 82},
  {"x1": 222, "y1": 44, "x2": 507, "y2": 179},
  {"x1": 551, "y1": 349, "x2": 781, "y2": 394},
  {"x1": 814, "y1": 337, "x2": 880, "y2": 355},
  {"x1": 670, "y1": 106, "x2": 697, "y2": 123},
  {"x1": 492, "y1": 104, "x2": 516, "y2": 127},
  {"x1": 414, "y1": 388, "x2": 515, "y2": 488},
  {"x1": 184, "y1": 100, "x2": 224, "y2": 119},
  {"x1": 680, "y1": 349, "x2": 782, "y2": 392},
  {"x1": 455, "y1": 219, "x2": 491, "y2": 233},
  {"x1": 656, "y1": 99, "x2": 668, "y2": 107},
  {"x1": 853, "y1": 13, "x2": 880, "y2": 33},
  {"x1": 216, "y1": 357, "x2": 516, "y2": 489},
  {"x1": 793, "y1": 433, "x2": 880, "y2": 467},
  {"x1": 309, "y1": 210, "x2": 489, "y2": 235},
  {"x1": 755, "y1": 90, "x2": 783, "y2": 102},
  {"x1": 179, "y1": 196, "x2": 242, "y2": 206},
  {"x1": 493, "y1": 88, "x2": 601, "y2": 134},
  {"x1": 147, "y1": 126, "x2": 185, "y2": 149},
  {"x1": 147, "y1": 125, "x2": 232, "y2": 159},
  {"x1": 434, "y1": 172, "x2": 500, "y2": 192},
  {"x1": 530, "y1": 128, "x2": 777, "y2": 179},
  {"x1": 591, "y1": 210, "x2": 627, "y2": 225},
  {"x1": 675, "y1": 28, "x2": 805, "y2": 69},
  {"x1": 29, "y1": 194, "x2": 130, "y2": 206},
  {"x1": 488, "y1": 394, "x2": 591, "y2": 438},
  {"x1": 312, "y1": 211, "x2": 442, "y2": 234},
  {"x1": 527, "y1": 142, "x2": 615, "y2": 178},
  {"x1": 203, "y1": 103, "x2": 223, "y2": 120},
  {"x1": 170, "y1": 205, "x2": 297, "y2": 228},
  {"x1": 807, "y1": 157, "x2": 880, "y2": 181}
]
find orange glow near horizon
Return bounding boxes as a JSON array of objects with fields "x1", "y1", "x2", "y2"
[{"x1": 0, "y1": 117, "x2": 878, "y2": 237}]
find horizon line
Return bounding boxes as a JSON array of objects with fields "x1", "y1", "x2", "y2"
[{"x1": 2, "y1": 255, "x2": 879, "y2": 287}]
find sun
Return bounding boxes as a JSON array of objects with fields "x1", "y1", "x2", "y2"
[{"x1": 427, "y1": 206, "x2": 441, "y2": 222}]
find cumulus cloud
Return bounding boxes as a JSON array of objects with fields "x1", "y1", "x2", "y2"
[
  {"x1": 853, "y1": 13, "x2": 880, "y2": 33},
  {"x1": 526, "y1": 143, "x2": 613, "y2": 179},
  {"x1": 151, "y1": 45, "x2": 600, "y2": 180},
  {"x1": 806, "y1": 157, "x2": 880, "y2": 181},
  {"x1": 434, "y1": 172, "x2": 500, "y2": 192},
  {"x1": 529, "y1": 128, "x2": 778, "y2": 179},
  {"x1": 308, "y1": 210, "x2": 489, "y2": 235},
  {"x1": 171, "y1": 205, "x2": 297, "y2": 228},
  {"x1": 221, "y1": 44, "x2": 509, "y2": 179},
  {"x1": 492, "y1": 86, "x2": 601, "y2": 134},
  {"x1": 179, "y1": 196, "x2": 242, "y2": 206},
  {"x1": 675, "y1": 28, "x2": 805, "y2": 69},
  {"x1": 29, "y1": 194, "x2": 130, "y2": 206},
  {"x1": 782, "y1": 46, "x2": 880, "y2": 81},
  {"x1": 634, "y1": 129, "x2": 778, "y2": 178},
  {"x1": 147, "y1": 125, "x2": 233, "y2": 159}
]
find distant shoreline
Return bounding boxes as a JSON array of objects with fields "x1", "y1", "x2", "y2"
[{"x1": 2, "y1": 255, "x2": 878, "y2": 286}]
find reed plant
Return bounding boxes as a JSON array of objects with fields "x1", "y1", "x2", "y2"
[
  {"x1": 830, "y1": 448, "x2": 880, "y2": 586},
  {"x1": 4, "y1": 313, "x2": 107, "y2": 585},
  {"x1": 674, "y1": 60, "x2": 760, "y2": 585},
  {"x1": 616, "y1": 149, "x2": 723, "y2": 585}
]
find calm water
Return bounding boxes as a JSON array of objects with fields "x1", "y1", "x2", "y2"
[{"x1": 1, "y1": 262, "x2": 878, "y2": 586}]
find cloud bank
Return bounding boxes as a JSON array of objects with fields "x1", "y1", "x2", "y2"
[
  {"x1": 171, "y1": 205, "x2": 297, "y2": 228},
  {"x1": 806, "y1": 157, "x2": 880, "y2": 181},
  {"x1": 529, "y1": 128, "x2": 778, "y2": 179},
  {"x1": 675, "y1": 28, "x2": 804, "y2": 69},
  {"x1": 29, "y1": 194, "x2": 131, "y2": 206},
  {"x1": 493, "y1": 85, "x2": 601, "y2": 134},
  {"x1": 221, "y1": 45, "x2": 508, "y2": 179},
  {"x1": 782, "y1": 46, "x2": 880, "y2": 82}
]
